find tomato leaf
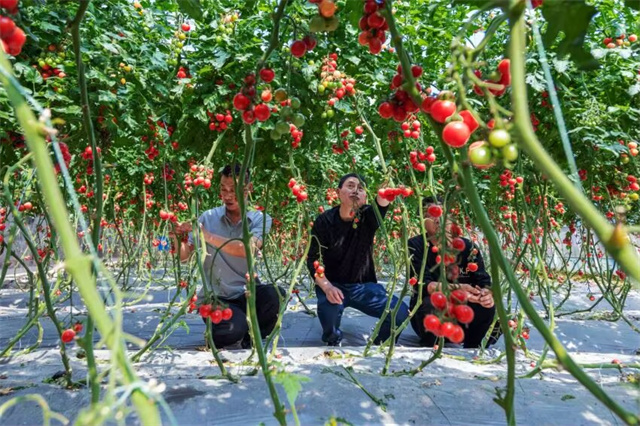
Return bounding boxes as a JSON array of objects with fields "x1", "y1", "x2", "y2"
[
  {"x1": 625, "y1": 0, "x2": 640, "y2": 10},
  {"x1": 178, "y1": 0, "x2": 203, "y2": 21},
  {"x1": 541, "y1": 0, "x2": 599, "y2": 70}
]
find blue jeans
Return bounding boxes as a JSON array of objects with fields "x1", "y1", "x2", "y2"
[{"x1": 316, "y1": 282, "x2": 410, "y2": 345}]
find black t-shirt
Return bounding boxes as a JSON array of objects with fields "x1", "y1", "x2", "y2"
[
  {"x1": 407, "y1": 235, "x2": 491, "y2": 301},
  {"x1": 307, "y1": 201, "x2": 389, "y2": 285}
]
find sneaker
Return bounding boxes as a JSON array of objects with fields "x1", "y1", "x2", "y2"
[{"x1": 326, "y1": 340, "x2": 342, "y2": 347}]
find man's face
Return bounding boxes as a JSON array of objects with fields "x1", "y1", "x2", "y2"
[
  {"x1": 338, "y1": 177, "x2": 367, "y2": 209},
  {"x1": 424, "y1": 203, "x2": 442, "y2": 237},
  {"x1": 219, "y1": 175, "x2": 250, "y2": 213}
]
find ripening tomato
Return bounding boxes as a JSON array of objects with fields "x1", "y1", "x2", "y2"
[
  {"x1": 442, "y1": 121, "x2": 471, "y2": 148},
  {"x1": 430, "y1": 100, "x2": 456, "y2": 123},
  {"x1": 430, "y1": 292, "x2": 448, "y2": 310},
  {"x1": 454, "y1": 305, "x2": 474, "y2": 324}
]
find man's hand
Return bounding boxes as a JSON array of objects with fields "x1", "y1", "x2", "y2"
[
  {"x1": 173, "y1": 221, "x2": 193, "y2": 235},
  {"x1": 478, "y1": 288, "x2": 494, "y2": 308},
  {"x1": 323, "y1": 283, "x2": 344, "y2": 305}
]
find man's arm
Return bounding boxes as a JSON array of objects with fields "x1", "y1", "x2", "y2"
[{"x1": 200, "y1": 227, "x2": 262, "y2": 258}]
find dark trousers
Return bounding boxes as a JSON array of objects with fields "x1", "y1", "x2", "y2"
[
  {"x1": 410, "y1": 295, "x2": 500, "y2": 348},
  {"x1": 316, "y1": 282, "x2": 410, "y2": 345},
  {"x1": 204, "y1": 285, "x2": 283, "y2": 348}
]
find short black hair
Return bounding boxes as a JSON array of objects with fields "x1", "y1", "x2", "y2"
[
  {"x1": 338, "y1": 173, "x2": 366, "y2": 188},
  {"x1": 421, "y1": 195, "x2": 443, "y2": 207},
  {"x1": 221, "y1": 163, "x2": 251, "y2": 183}
]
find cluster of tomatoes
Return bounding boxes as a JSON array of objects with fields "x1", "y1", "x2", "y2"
[
  {"x1": 603, "y1": 33, "x2": 637, "y2": 49},
  {"x1": 288, "y1": 178, "x2": 308, "y2": 203},
  {"x1": 377, "y1": 64, "x2": 425, "y2": 123},
  {"x1": 233, "y1": 69, "x2": 277, "y2": 124},
  {"x1": 473, "y1": 59, "x2": 511, "y2": 97},
  {"x1": 409, "y1": 146, "x2": 436, "y2": 172},
  {"x1": 0, "y1": 1, "x2": 26, "y2": 56},
  {"x1": 312, "y1": 260, "x2": 325, "y2": 279},
  {"x1": 357, "y1": 0, "x2": 388, "y2": 55},
  {"x1": 61, "y1": 322, "x2": 83, "y2": 344},
  {"x1": 176, "y1": 66, "x2": 191, "y2": 80},
  {"x1": 198, "y1": 303, "x2": 233, "y2": 324},
  {"x1": 207, "y1": 110, "x2": 233, "y2": 132},
  {"x1": 290, "y1": 35, "x2": 317, "y2": 58},
  {"x1": 377, "y1": 186, "x2": 413, "y2": 201},
  {"x1": 318, "y1": 53, "x2": 356, "y2": 118},
  {"x1": 423, "y1": 289, "x2": 474, "y2": 344},
  {"x1": 183, "y1": 164, "x2": 214, "y2": 193},
  {"x1": 0, "y1": 206, "x2": 6, "y2": 244}
]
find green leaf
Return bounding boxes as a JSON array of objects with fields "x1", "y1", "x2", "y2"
[
  {"x1": 625, "y1": 0, "x2": 640, "y2": 10},
  {"x1": 101, "y1": 42, "x2": 120, "y2": 55},
  {"x1": 343, "y1": 55, "x2": 361, "y2": 66},
  {"x1": 178, "y1": 0, "x2": 203, "y2": 21},
  {"x1": 541, "y1": 0, "x2": 599, "y2": 70},
  {"x1": 273, "y1": 372, "x2": 310, "y2": 408},
  {"x1": 210, "y1": 49, "x2": 231, "y2": 70}
]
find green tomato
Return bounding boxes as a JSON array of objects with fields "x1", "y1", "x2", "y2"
[
  {"x1": 489, "y1": 129, "x2": 511, "y2": 148},
  {"x1": 326, "y1": 109, "x2": 335, "y2": 118},
  {"x1": 280, "y1": 106, "x2": 293, "y2": 118},
  {"x1": 38, "y1": 60, "x2": 46, "y2": 68},
  {"x1": 308, "y1": 60, "x2": 315, "y2": 66},
  {"x1": 321, "y1": 112, "x2": 327, "y2": 119},
  {"x1": 291, "y1": 113, "x2": 305, "y2": 128},
  {"x1": 216, "y1": 36, "x2": 223, "y2": 43},
  {"x1": 46, "y1": 57, "x2": 55, "y2": 66},
  {"x1": 468, "y1": 141, "x2": 493, "y2": 166},
  {"x1": 290, "y1": 97, "x2": 301, "y2": 109},
  {"x1": 275, "y1": 121, "x2": 290, "y2": 135},
  {"x1": 502, "y1": 144, "x2": 518, "y2": 162},
  {"x1": 270, "y1": 129, "x2": 281, "y2": 140},
  {"x1": 318, "y1": 84, "x2": 325, "y2": 94}
]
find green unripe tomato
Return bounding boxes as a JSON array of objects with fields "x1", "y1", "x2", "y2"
[
  {"x1": 468, "y1": 141, "x2": 493, "y2": 166},
  {"x1": 318, "y1": 84, "x2": 325, "y2": 94},
  {"x1": 290, "y1": 97, "x2": 301, "y2": 109},
  {"x1": 502, "y1": 144, "x2": 518, "y2": 162},
  {"x1": 489, "y1": 129, "x2": 511, "y2": 148},
  {"x1": 270, "y1": 129, "x2": 281, "y2": 140},
  {"x1": 321, "y1": 112, "x2": 327, "y2": 119},
  {"x1": 291, "y1": 113, "x2": 305, "y2": 128},
  {"x1": 275, "y1": 121, "x2": 290, "y2": 134},
  {"x1": 326, "y1": 109, "x2": 335, "y2": 118},
  {"x1": 216, "y1": 36, "x2": 223, "y2": 43},
  {"x1": 280, "y1": 106, "x2": 293, "y2": 118}
]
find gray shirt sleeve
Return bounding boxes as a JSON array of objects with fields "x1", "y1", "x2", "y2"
[{"x1": 250, "y1": 212, "x2": 272, "y2": 242}]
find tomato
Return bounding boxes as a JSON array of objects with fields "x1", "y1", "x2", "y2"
[
  {"x1": 290, "y1": 40, "x2": 307, "y2": 58},
  {"x1": 440, "y1": 321, "x2": 456, "y2": 339},
  {"x1": 459, "y1": 110, "x2": 479, "y2": 133},
  {"x1": 319, "y1": 0, "x2": 337, "y2": 18},
  {"x1": 210, "y1": 309, "x2": 223, "y2": 324},
  {"x1": 261, "y1": 90, "x2": 272, "y2": 102},
  {"x1": 430, "y1": 292, "x2": 448, "y2": 310},
  {"x1": 427, "y1": 205, "x2": 443, "y2": 218},
  {"x1": 0, "y1": 0, "x2": 18, "y2": 10},
  {"x1": 242, "y1": 109, "x2": 256, "y2": 124},
  {"x1": 430, "y1": 100, "x2": 456, "y2": 123},
  {"x1": 4, "y1": 26, "x2": 25, "y2": 56},
  {"x1": 233, "y1": 93, "x2": 251, "y2": 111},
  {"x1": 467, "y1": 262, "x2": 478, "y2": 272},
  {"x1": 451, "y1": 237, "x2": 466, "y2": 251},
  {"x1": 450, "y1": 289, "x2": 467, "y2": 304},
  {"x1": 468, "y1": 141, "x2": 493, "y2": 168},
  {"x1": 423, "y1": 314, "x2": 441, "y2": 334},
  {"x1": 449, "y1": 324, "x2": 465, "y2": 343},
  {"x1": 629, "y1": 34, "x2": 638, "y2": 42},
  {"x1": 199, "y1": 304, "x2": 212, "y2": 318},
  {"x1": 489, "y1": 129, "x2": 511, "y2": 148},
  {"x1": 61, "y1": 329, "x2": 76, "y2": 343},
  {"x1": 254, "y1": 103, "x2": 271, "y2": 121},
  {"x1": 181, "y1": 23, "x2": 191, "y2": 32},
  {"x1": 221, "y1": 308, "x2": 233, "y2": 321},
  {"x1": 442, "y1": 121, "x2": 471, "y2": 148},
  {"x1": 502, "y1": 144, "x2": 518, "y2": 162},
  {"x1": 454, "y1": 305, "x2": 474, "y2": 324},
  {"x1": 0, "y1": 16, "x2": 16, "y2": 37},
  {"x1": 259, "y1": 68, "x2": 275, "y2": 83},
  {"x1": 355, "y1": 125, "x2": 364, "y2": 135},
  {"x1": 411, "y1": 65, "x2": 423, "y2": 77}
]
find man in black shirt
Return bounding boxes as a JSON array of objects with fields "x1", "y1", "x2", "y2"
[
  {"x1": 407, "y1": 197, "x2": 499, "y2": 348},
  {"x1": 307, "y1": 173, "x2": 410, "y2": 346}
]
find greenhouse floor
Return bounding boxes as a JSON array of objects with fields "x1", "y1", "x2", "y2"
[{"x1": 0, "y1": 274, "x2": 639, "y2": 425}]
